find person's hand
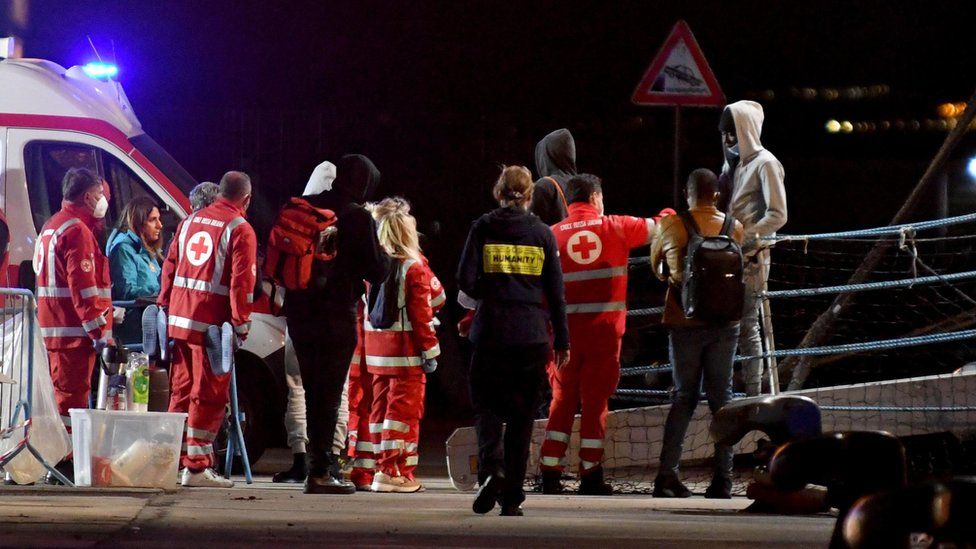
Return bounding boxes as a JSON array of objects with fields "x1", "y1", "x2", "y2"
[
  {"x1": 742, "y1": 234, "x2": 761, "y2": 254},
  {"x1": 112, "y1": 307, "x2": 126, "y2": 323},
  {"x1": 555, "y1": 349, "x2": 570, "y2": 370},
  {"x1": 457, "y1": 310, "x2": 474, "y2": 338},
  {"x1": 653, "y1": 207, "x2": 677, "y2": 224},
  {"x1": 423, "y1": 358, "x2": 438, "y2": 373}
]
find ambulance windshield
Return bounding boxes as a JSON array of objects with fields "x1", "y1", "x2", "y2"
[{"x1": 129, "y1": 134, "x2": 198, "y2": 194}]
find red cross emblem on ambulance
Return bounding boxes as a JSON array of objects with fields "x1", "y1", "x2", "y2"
[
  {"x1": 567, "y1": 230, "x2": 602, "y2": 265},
  {"x1": 186, "y1": 231, "x2": 214, "y2": 266}
]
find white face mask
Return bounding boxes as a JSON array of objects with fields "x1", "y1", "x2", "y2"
[{"x1": 92, "y1": 195, "x2": 109, "y2": 219}]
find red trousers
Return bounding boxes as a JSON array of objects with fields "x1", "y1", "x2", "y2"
[
  {"x1": 540, "y1": 322, "x2": 621, "y2": 473},
  {"x1": 168, "y1": 340, "x2": 231, "y2": 471},
  {"x1": 369, "y1": 373, "x2": 425, "y2": 478},
  {"x1": 346, "y1": 350, "x2": 377, "y2": 486},
  {"x1": 47, "y1": 346, "x2": 96, "y2": 431}
]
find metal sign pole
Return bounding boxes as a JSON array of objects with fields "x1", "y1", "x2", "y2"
[{"x1": 673, "y1": 105, "x2": 682, "y2": 207}]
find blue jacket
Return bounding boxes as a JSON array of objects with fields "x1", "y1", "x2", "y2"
[{"x1": 107, "y1": 230, "x2": 162, "y2": 300}]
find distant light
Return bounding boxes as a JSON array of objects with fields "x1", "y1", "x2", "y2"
[
  {"x1": 938, "y1": 103, "x2": 957, "y2": 118},
  {"x1": 82, "y1": 62, "x2": 118, "y2": 79},
  {"x1": 967, "y1": 157, "x2": 976, "y2": 179},
  {"x1": 825, "y1": 119, "x2": 841, "y2": 133},
  {"x1": 840, "y1": 121, "x2": 854, "y2": 133}
]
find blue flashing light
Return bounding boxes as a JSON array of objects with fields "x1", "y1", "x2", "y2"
[
  {"x1": 82, "y1": 62, "x2": 118, "y2": 79},
  {"x1": 968, "y1": 157, "x2": 976, "y2": 180}
]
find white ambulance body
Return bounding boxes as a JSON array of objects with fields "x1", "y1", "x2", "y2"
[{"x1": 0, "y1": 50, "x2": 287, "y2": 462}]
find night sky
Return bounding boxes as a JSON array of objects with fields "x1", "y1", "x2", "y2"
[{"x1": 5, "y1": 0, "x2": 976, "y2": 412}]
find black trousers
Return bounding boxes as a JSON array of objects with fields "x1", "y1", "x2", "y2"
[
  {"x1": 469, "y1": 343, "x2": 548, "y2": 506},
  {"x1": 289, "y1": 315, "x2": 357, "y2": 477}
]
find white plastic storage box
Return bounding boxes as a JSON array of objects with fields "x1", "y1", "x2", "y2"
[{"x1": 69, "y1": 409, "x2": 187, "y2": 490}]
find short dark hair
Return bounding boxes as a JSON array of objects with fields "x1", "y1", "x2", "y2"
[
  {"x1": 686, "y1": 168, "x2": 719, "y2": 201},
  {"x1": 62, "y1": 167, "x2": 102, "y2": 203},
  {"x1": 566, "y1": 174, "x2": 602, "y2": 204},
  {"x1": 219, "y1": 171, "x2": 251, "y2": 201}
]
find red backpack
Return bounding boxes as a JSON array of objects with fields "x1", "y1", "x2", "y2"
[{"x1": 265, "y1": 197, "x2": 338, "y2": 290}]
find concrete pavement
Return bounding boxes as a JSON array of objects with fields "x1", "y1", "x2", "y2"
[{"x1": 0, "y1": 474, "x2": 835, "y2": 547}]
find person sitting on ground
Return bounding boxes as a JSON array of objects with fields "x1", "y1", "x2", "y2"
[
  {"x1": 107, "y1": 196, "x2": 164, "y2": 344},
  {"x1": 651, "y1": 168, "x2": 744, "y2": 499}
]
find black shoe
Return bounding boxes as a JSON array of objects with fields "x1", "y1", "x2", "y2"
[
  {"x1": 472, "y1": 475, "x2": 503, "y2": 514},
  {"x1": 541, "y1": 470, "x2": 564, "y2": 495},
  {"x1": 652, "y1": 475, "x2": 691, "y2": 498},
  {"x1": 705, "y1": 476, "x2": 732, "y2": 499},
  {"x1": 273, "y1": 452, "x2": 307, "y2": 483},
  {"x1": 304, "y1": 473, "x2": 355, "y2": 494},
  {"x1": 499, "y1": 504, "x2": 524, "y2": 516},
  {"x1": 579, "y1": 467, "x2": 614, "y2": 496},
  {"x1": 46, "y1": 460, "x2": 74, "y2": 485}
]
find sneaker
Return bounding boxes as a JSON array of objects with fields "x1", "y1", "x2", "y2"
[
  {"x1": 181, "y1": 467, "x2": 234, "y2": 488},
  {"x1": 371, "y1": 471, "x2": 422, "y2": 493},
  {"x1": 499, "y1": 504, "x2": 524, "y2": 516},
  {"x1": 652, "y1": 474, "x2": 691, "y2": 498},
  {"x1": 472, "y1": 474, "x2": 503, "y2": 514}
]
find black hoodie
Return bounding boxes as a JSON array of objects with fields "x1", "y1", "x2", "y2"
[
  {"x1": 285, "y1": 154, "x2": 392, "y2": 330},
  {"x1": 457, "y1": 205, "x2": 569, "y2": 350},
  {"x1": 530, "y1": 129, "x2": 577, "y2": 225}
]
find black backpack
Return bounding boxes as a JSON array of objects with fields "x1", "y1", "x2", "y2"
[
  {"x1": 679, "y1": 211, "x2": 745, "y2": 323},
  {"x1": 367, "y1": 262, "x2": 403, "y2": 330}
]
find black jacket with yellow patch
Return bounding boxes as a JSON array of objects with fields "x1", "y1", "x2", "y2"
[{"x1": 457, "y1": 205, "x2": 569, "y2": 350}]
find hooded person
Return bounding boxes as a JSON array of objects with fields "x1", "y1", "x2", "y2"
[
  {"x1": 285, "y1": 153, "x2": 393, "y2": 494},
  {"x1": 273, "y1": 159, "x2": 350, "y2": 484},
  {"x1": 719, "y1": 100, "x2": 787, "y2": 396},
  {"x1": 530, "y1": 128, "x2": 578, "y2": 225}
]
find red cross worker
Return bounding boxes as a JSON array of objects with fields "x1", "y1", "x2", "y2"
[
  {"x1": 158, "y1": 172, "x2": 257, "y2": 488},
  {"x1": 539, "y1": 174, "x2": 662, "y2": 496},
  {"x1": 35, "y1": 168, "x2": 114, "y2": 436}
]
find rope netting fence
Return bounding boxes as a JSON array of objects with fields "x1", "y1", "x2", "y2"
[{"x1": 530, "y1": 212, "x2": 976, "y2": 495}]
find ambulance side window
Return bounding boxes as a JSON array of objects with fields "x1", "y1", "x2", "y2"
[
  {"x1": 24, "y1": 142, "x2": 99, "y2": 232},
  {"x1": 101, "y1": 154, "x2": 181, "y2": 239}
]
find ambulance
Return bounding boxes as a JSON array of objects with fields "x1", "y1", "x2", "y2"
[{"x1": 0, "y1": 39, "x2": 288, "y2": 464}]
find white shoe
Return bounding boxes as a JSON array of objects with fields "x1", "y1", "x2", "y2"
[
  {"x1": 371, "y1": 471, "x2": 421, "y2": 493},
  {"x1": 181, "y1": 467, "x2": 234, "y2": 488}
]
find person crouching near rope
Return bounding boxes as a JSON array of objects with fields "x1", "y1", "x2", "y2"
[
  {"x1": 362, "y1": 197, "x2": 446, "y2": 493},
  {"x1": 457, "y1": 166, "x2": 570, "y2": 516}
]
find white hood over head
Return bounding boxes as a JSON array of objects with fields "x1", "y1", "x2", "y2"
[
  {"x1": 303, "y1": 161, "x2": 337, "y2": 196},
  {"x1": 725, "y1": 100, "x2": 766, "y2": 161}
]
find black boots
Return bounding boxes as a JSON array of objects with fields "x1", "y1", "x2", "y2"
[
  {"x1": 652, "y1": 474, "x2": 692, "y2": 498},
  {"x1": 579, "y1": 467, "x2": 614, "y2": 496},
  {"x1": 541, "y1": 470, "x2": 564, "y2": 495},
  {"x1": 705, "y1": 476, "x2": 732, "y2": 499},
  {"x1": 272, "y1": 452, "x2": 307, "y2": 483}
]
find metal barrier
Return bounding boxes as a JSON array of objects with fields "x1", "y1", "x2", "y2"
[{"x1": 0, "y1": 288, "x2": 71, "y2": 485}]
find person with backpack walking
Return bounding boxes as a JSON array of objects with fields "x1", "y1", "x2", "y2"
[
  {"x1": 362, "y1": 197, "x2": 445, "y2": 493},
  {"x1": 458, "y1": 165, "x2": 570, "y2": 516},
  {"x1": 650, "y1": 168, "x2": 744, "y2": 499},
  {"x1": 279, "y1": 154, "x2": 392, "y2": 495}
]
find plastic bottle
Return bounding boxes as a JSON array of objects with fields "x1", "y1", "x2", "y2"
[{"x1": 126, "y1": 352, "x2": 150, "y2": 413}]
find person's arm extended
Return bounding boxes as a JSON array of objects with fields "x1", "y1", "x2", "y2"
[
  {"x1": 751, "y1": 159, "x2": 787, "y2": 237},
  {"x1": 229, "y1": 223, "x2": 258, "y2": 340},
  {"x1": 456, "y1": 220, "x2": 483, "y2": 299},
  {"x1": 649, "y1": 220, "x2": 668, "y2": 283}
]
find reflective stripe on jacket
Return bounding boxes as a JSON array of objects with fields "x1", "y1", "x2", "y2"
[
  {"x1": 158, "y1": 198, "x2": 257, "y2": 344},
  {"x1": 35, "y1": 203, "x2": 113, "y2": 348},
  {"x1": 364, "y1": 255, "x2": 444, "y2": 375},
  {"x1": 552, "y1": 203, "x2": 652, "y2": 337}
]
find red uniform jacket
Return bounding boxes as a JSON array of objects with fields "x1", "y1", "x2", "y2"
[
  {"x1": 364, "y1": 255, "x2": 445, "y2": 375},
  {"x1": 552, "y1": 203, "x2": 652, "y2": 336},
  {"x1": 35, "y1": 202, "x2": 114, "y2": 349},
  {"x1": 158, "y1": 197, "x2": 257, "y2": 344}
]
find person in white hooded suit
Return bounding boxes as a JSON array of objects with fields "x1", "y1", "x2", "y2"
[{"x1": 719, "y1": 100, "x2": 787, "y2": 396}]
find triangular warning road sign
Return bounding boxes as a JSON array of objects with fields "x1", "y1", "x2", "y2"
[{"x1": 632, "y1": 20, "x2": 725, "y2": 107}]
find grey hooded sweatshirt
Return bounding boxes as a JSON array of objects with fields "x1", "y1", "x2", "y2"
[
  {"x1": 721, "y1": 101, "x2": 787, "y2": 239},
  {"x1": 531, "y1": 128, "x2": 577, "y2": 225}
]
